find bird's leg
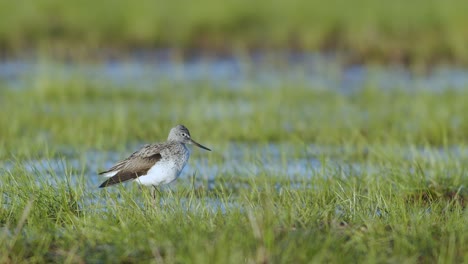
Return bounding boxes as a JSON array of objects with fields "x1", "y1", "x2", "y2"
[
  {"x1": 151, "y1": 185, "x2": 157, "y2": 206},
  {"x1": 151, "y1": 185, "x2": 162, "y2": 207}
]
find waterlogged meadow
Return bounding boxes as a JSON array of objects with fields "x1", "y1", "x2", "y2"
[{"x1": 0, "y1": 55, "x2": 467, "y2": 263}]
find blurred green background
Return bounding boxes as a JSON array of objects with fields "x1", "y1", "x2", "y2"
[{"x1": 1, "y1": 0, "x2": 468, "y2": 64}]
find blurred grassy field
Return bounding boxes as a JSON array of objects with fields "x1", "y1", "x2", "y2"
[
  {"x1": 2, "y1": 79, "x2": 468, "y2": 159},
  {"x1": 1, "y1": 0, "x2": 468, "y2": 64}
]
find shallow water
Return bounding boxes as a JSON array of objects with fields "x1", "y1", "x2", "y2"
[
  {"x1": 2, "y1": 143, "x2": 467, "y2": 212},
  {"x1": 2, "y1": 51, "x2": 468, "y2": 92},
  {"x1": 5, "y1": 143, "x2": 468, "y2": 187}
]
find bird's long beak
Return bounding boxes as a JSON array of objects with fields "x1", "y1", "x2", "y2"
[{"x1": 189, "y1": 138, "x2": 211, "y2": 151}]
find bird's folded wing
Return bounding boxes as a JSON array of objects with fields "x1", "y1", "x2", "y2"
[{"x1": 99, "y1": 147, "x2": 162, "y2": 188}]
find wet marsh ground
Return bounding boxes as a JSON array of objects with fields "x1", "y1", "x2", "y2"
[{"x1": 0, "y1": 55, "x2": 467, "y2": 263}]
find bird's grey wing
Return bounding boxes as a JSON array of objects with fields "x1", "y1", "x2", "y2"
[
  {"x1": 98, "y1": 144, "x2": 163, "y2": 188},
  {"x1": 98, "y1": 144, "x2": 152, "y2": 174}
]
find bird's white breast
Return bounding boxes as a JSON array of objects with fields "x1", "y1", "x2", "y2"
[{"x1": 136, "y1": 149, "x2": 190, "y2": 186}]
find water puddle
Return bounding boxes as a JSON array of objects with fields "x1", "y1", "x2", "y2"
[
  {"x1": 2, "y1": 52, "x2": 468, "y2": 92},
  {"x1": 3, "y1": 143, "x2": 468, "y2": 186},
  {"x1": 2, "y1": 143, "x2": 467, "y2": 213}
]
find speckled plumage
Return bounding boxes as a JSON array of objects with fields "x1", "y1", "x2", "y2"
[{"x1": 98, "y1": 125, "x2": 211, "y2": 188}]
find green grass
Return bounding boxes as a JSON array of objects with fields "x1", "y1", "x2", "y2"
[
  {"x1": 1, "y1": 0, "x2": 468, "y2": 64},
  {"x1": 0, "y1": 64, "x2": 467, "y2": 262},
  {"x1": 1, "y1": 75, "x2": 468, "y2": 158},
  {"x1": 0, "y1": 155, "x2": 467, "y2": 263}
]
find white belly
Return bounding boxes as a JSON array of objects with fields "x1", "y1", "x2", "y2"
[{"x1": 136, "y1": 160, "x2": 186, "y2": 186}]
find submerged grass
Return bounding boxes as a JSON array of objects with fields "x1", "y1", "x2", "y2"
[{"x1": 0, "y1": 61, "x2": 467, "y2": 262}]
